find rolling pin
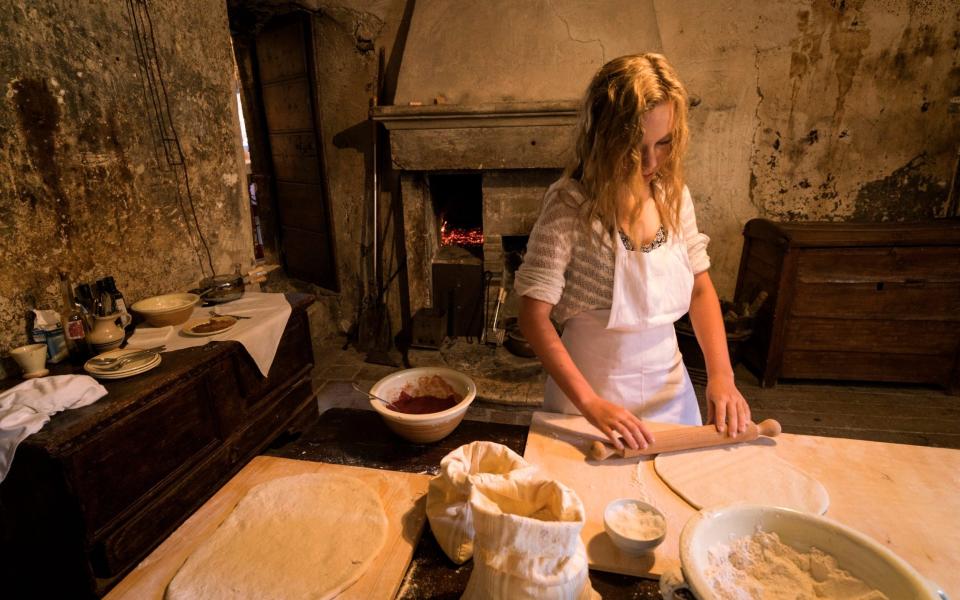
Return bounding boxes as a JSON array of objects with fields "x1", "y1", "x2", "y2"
[{"x1": 589, "y1": 419, "x2": 782, "y2": 460}]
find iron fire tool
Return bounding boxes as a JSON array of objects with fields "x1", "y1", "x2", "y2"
[{"x1": 485, "y1": 287, "x2": 507, "y2": 346}]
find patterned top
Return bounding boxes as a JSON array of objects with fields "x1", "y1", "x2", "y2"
[
  {"x1": 619, "y1": 224, "x2": 667, "y2": 252},
  {"x1": 515, "y1": 178, "x2": 711, "y2": 325}
]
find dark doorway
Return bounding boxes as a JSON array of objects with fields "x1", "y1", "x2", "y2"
[{"x1": 244, "y1": 13, "x2": 339, "y2": 291}]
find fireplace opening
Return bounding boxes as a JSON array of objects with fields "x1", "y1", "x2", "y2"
[
  {"x1": 429, "y1": 173, "x2": 483, "y2": 256},
  {"x1": 427, "y1": 173, "x2": 484, "y2": 340}
]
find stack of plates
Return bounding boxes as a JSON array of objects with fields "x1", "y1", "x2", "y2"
[{"x1": 84, "y1": 348, "x2": 162, "y2": 380}]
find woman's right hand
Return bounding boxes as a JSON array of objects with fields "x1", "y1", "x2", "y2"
[{"x1": 580, "y1": 394, "x2": 655, "y2": 451}]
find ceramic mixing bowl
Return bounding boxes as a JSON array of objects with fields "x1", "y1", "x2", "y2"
[
  {"x1": 131, "y1": 293, "x2": 200, "y2": 327},
  {"x1": 368, "y1": 367, "x2": 476, "y2": 443},
  {"x1": 662, "y1": 504, "x2": 944, "y2": 599}
]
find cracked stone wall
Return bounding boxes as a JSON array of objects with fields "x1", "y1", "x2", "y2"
[
  {"x1": 0, "y1": 0, "x2": 251, "y2": 360},
  {"x1": 392, "y1": 0, "x2": 959, "y2": 297}
]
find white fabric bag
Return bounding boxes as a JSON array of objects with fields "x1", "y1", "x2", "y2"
[
  {"x1": 462, "y1": 477, "x2": 600, "y2": 600},
  {"x1": 427, "y1": 441, "x2": 538, "y2": 564}
]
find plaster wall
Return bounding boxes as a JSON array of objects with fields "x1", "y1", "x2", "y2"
[
  {"x1": 0, "y1": 0, "x2": 251, "y2": 357},
  {"x1": 390, "y1": 0, "x2": 959, "y2": 297}
]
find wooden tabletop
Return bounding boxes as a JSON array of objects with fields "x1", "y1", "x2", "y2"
[{"x1": 266, "y1": 408, "x2": 668, "y2": 599}]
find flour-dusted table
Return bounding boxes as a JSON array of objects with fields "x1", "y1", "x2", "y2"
[{"x1": 523, "y1": 411, "x2": 960, "y2": 597}]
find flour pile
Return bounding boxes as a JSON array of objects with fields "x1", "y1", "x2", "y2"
[
  {"x1": 705, "y1": 531, "x2": 889, "y2": 600},
  {"x1": 607, "y1": 502, "x2": 665, "y2": 539}
]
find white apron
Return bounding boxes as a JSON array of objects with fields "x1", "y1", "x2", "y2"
[{"x1": 543, "y1": 225, "x2": 702, "y2": 425}]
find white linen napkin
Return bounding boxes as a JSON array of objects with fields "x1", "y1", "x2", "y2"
[
  {"x1": 0, "y1": 375, "x2": 108, "y2": 481},
  {"x1": 126, "y1": 292, "x2": 293, "y2": 377},
  {"x1": 124, "y1": 325, "x2": 174, "y2": 348}
]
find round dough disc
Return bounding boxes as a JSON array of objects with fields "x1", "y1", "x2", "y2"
[
  {"x1": 167, "y1": 473, "x2": 388, "y2": 600},
  {"x1": 654, "y1": 442, "x2": 829, "y2": 514}
]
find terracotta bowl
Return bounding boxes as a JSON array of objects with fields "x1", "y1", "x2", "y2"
[
  {"x1": 130, "y1": 293, "x2": 200, "y2": 327},
  {"x1": 369, "y1": 367, "x2": 477, "y2": 443}
]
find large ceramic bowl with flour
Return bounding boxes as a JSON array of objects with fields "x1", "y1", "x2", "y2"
[
  {"x1": 369, "y1": 367, "x2": 476, "y2": 443},
  {"x1": 667, "y1": 504, "x2": 943, "y2": 599}
]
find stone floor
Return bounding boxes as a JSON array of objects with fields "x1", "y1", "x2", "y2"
[{"x1": 313, "y1": 337, "x2": 960, "y2": 449}]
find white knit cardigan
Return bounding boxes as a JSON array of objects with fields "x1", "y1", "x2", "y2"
[{"x1": 514, "y1": 177, "x2": 711, "y2": 325}]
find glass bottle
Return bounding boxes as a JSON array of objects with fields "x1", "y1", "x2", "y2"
[
  {"x1": 104, "y1": 276, "x2": 131, "y2": 326},
  {"x1": 59, "y1": 272, "x2": 91, "y2": 364},
  {"x1": 95, "y1": 279, "x2": 115, "y2": 316},
  {"x1": 75, "y1": 283, "x2": 95, "y2": 330}
]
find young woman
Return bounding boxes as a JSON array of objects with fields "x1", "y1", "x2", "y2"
[{"x1": 516, "y1": 53, "x2": 750, "y2": 451}]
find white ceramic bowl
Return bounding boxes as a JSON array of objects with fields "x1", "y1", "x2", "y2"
[
  {"x1": 369, "y1": 367, "x2": 476, "y2": 443},
  {"x1": 677, "y1": 504, "x2": 943, "y2": 599},
  {"x1": 130, "y1": 293, "x2": 200, "y2": 327},
  {"x1": 603, "y1": 498, "x2": 667, "y2": 555}
]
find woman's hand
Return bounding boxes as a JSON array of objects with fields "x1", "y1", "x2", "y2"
[
  {"x1": 580, "y1": 394, "x2": 656, "y2": 451},
  {"x1": 705, "y1": 375, "x2": 751, "y2": 436}
]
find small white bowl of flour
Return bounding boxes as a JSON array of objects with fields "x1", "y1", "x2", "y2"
[{"x1": 603, "y1": 498, "x2": 667, "y2": 554}]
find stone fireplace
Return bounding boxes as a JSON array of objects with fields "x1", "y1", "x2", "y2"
[{"x1": 373, "y1": 101, "x2": 576, "y2": 345}]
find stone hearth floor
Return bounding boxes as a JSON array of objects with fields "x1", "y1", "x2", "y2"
[
  {"x1": 312, "y1": 337, "x2": 960, "y2": 448},
  {"x1": 313, "y1": 337, "x2": 545, "y2": 426}
]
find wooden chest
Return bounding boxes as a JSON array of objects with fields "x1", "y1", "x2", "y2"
[
  {"x1": 0, "y1": 294, "x2": 318, "y2": 598},
  {"x1": 733, "y1": 219, "x2": 960, "y2": 392}
]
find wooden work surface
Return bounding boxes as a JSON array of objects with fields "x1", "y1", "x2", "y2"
[
  {"x1": 106, "y1": 456, "x2": 431, "y2": 600},
  {"x1": 523, "y1": 411, "x2": 960, "y2": 596}
]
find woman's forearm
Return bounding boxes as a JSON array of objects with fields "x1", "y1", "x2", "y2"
[
  {"x1": 518, "y1": 296, "x2": 598, "y2": 411},
  {"x1": 687, "y1": 271, "x2": 734, "y2": 381}
]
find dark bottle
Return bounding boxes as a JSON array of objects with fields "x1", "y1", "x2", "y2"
[
  {"x1": 75, "y1": 283, "x2": 95, "y2": 330},
  {"x1": 95, "y1": 279, "x2": 115, "y2": 316},
  {"x1": 104, "y1": 276, "x2": 131, "y2": 326},
  {"x1": 59, "y1": 272, "x2": 91, "y2": 364}
]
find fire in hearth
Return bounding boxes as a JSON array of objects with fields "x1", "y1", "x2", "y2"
[{"x1": 440, "y1": 219, "x2": 483, "y2": 247}]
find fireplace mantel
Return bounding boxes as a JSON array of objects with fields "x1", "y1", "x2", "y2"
[
  {"x1": 372, "y1": 101, "x2": 578, "y2": 171},
  {"x1": 371, "y1": 100, "x2": 578, "y2": 129}
]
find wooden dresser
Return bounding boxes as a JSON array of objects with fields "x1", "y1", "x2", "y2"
[
  {"x1": 733, "y1": 219, "x2": 960, "y2": 392},
  {"x1": 0, "y1": 293, "x2": 318, "y2": 598}
]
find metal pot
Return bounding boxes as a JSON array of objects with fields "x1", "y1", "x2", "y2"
[{"x1": 198, "y1": 273, "x2": 245, "y2": 304}]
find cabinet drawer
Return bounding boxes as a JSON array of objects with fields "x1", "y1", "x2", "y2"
[
  {"x1": 784, "y1": 318, "x2": 960, "y2": 354},
  {"x1": 67, "y1": 379, "x2": 221, "y2": 536},
  {"x1": 92, "y1": 445, "x2": 233, "y2": 578},
  {"x1": 796, "y1": 247, "x2": 960, "y2": 283},
  {"x1": 790, "y1": 281, "x2": 960, "y2": 320},
  {"x1": 780, "y1": 350, "x2": 954, "y2": 385},
  {"x1": 94, "y1": 377, "x2": 315, "y2": 579}
]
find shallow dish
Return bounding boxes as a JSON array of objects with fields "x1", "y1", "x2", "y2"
[
  {"x1": 131, "y1": 293, "x2": 200, "y2": 327},
  {"x1": 603, "y1": 498, "x2": 667, "y2": 555},
  {"x1": 368, "y1": 367, "x2": 476, "y2": 443},
  {"x1": 673, "y1": 504, "x2": 944, "y2": 599},
  {"x1": 181, "y1": 316, "x2": 237, "y2": 337},
  {"x1": 84, "y1": 348, "x2": 162, "y2": 380}
]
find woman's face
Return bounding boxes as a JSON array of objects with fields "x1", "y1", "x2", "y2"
[{"x1": 636, "y1": 102, "x2": 674, "y2": 183}]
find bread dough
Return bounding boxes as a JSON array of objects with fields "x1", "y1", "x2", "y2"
[
  {"x1": 166, "y1": 473, "x2": 388, "y2": 600},
  {"x1": 653, "y1": 442, "x2": 829, "y2": 514}
]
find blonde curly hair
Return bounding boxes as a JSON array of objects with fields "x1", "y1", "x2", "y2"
[{"x1": 567, "y1": 53, "x2": 690, "y2": 238}]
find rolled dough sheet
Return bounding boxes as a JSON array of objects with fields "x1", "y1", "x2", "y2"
[
  {"x1": 653, "y1": 442, "x2": 829, "y2": 515},
  {"x1": 166, "y1": 473, "x2": 388, "y2": 600}
]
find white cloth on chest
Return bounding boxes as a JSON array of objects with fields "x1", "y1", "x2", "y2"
[
  {"x1": 0, "y1": 375, "x2": 108, "y2": 481},
  {"x1": 126, "y1": 292, "x2": 292, "y2": 377}
]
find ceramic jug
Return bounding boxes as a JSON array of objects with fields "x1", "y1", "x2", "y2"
[{"x1": 89, "y1": 315, "x2": 125, "y2": 354}]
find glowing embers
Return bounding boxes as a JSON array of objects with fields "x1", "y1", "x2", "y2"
[{"x1": 440, "y1": 219, "x2": 484, "y2": 247}]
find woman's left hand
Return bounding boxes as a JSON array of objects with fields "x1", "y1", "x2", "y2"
[{"x1": 705, "y1": 376, "x2": 751, "y2": 436}]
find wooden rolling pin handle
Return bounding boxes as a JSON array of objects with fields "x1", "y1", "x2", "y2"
[{"x1": 589, "y1": 419, "x2": 782, "y2": 460}]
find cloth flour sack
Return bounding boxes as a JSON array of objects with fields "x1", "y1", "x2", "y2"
[
  {"x1": 462, "y1": 477, "x2": 599, "y2": 600},
  {"x1": 426, "y1": 441, "x2": 538, "y2": 564}
]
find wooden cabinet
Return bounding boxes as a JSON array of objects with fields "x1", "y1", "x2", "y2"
[
  {"x1": 734, "y1": 219, "x2": 960, "y2": 392},
  {"x1": 0, "y1": 293, "x2": 318, "y2": 598}
]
